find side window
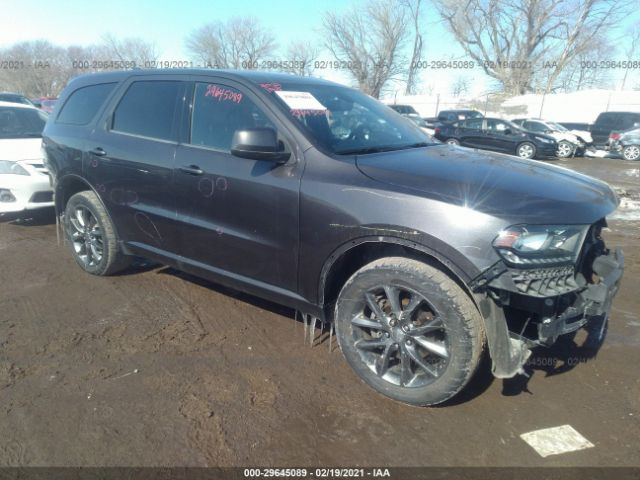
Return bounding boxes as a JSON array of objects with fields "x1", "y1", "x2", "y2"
[
  {"x1": 112, "y1": 81, "x2": 182, "y2": 141},
  {"x1": 525, "y1": 121, "x2": 545, "y2": 133},
  {"x1": 56, "y1": 83, "x2": 116, "y2": 125},
  {"x1": 464, "y1": 118, "x2": 483, "y2": 130},
  {"x1": 486, "y1": 119, "x2": 508, "y2": 132},
  {"x1": 190, "y1": 82, "x2": 276, "y2": 151},
  {"x1": 596, "y1": 113, "x2": 615, "y2": 126}
]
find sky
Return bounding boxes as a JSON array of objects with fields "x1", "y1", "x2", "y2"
[{"x1": 1, "y1": 0, "x2": 639, "y2": 98}]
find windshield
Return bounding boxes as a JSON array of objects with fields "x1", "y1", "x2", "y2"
[
  {"x1": 0, "y1": 107, "x2": 47, "y2": 139},
  {"x1": 0, "y1": 94, "x2": 33, "y2": 106},
  {"x1": 464, "y1": 111, "x2": 483, "y2": 119},
  {"x1": 257, "y1": 82, "x2": 434, "y2": 155},
  {"x1": 548, "y1": 122, "x2": 568, "y2": 132}
]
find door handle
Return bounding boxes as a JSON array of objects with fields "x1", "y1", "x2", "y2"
[
  {"x1": 179, "y1": 165, "x2": 204, "y2": 176},
  {"x1": 89, "y1": 147, "x2": 106, "y2": 156}
]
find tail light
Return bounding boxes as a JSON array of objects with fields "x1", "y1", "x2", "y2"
[
  {"x1": 434, "y1": 127, "x2": 440, "y2": 135},
  {"x1": 609, "y1": 132, "x2": 621, "y2": 141}
]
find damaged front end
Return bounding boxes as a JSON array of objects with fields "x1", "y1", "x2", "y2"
[{"x1": 470, "y1": 220, "x2": 624, "y2": 378}]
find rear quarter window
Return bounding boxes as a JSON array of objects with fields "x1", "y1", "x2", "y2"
[{"x1": 56, "y1": 83, "x2": 117, "y2": 125}]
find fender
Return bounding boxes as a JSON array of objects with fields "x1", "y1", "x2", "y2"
[{"x1": 318, "y1": 234, "x2": 481, "y2": 306}]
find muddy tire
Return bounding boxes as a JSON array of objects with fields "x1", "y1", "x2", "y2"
[
  {"x1": 334, "y1": 257, "x2": 485, "y2": 406},
  {"x1": 64, "y1": 191, "x2": 130, "y2": 276}
]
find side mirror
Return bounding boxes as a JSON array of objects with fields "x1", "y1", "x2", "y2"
[
  {"x1": 230, "y1": 128, "x2": 290, "y2": 163},
  {"x1": 503, "y1": 128, "x2": 512, "y2": 135}
]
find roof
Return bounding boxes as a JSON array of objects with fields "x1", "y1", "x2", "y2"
[
  {"x1": 0, "y1": 100, "x2": 36, "y2": 109},
  {"x1": 67, "y1": 68, "x2": 341, "y2": 90}
]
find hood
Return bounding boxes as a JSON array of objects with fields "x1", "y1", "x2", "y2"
[
  {"x1": 0, "y1": 138, "x2": 44, "y2": 161},
  {"x1": 356, "y1": 144, "x2": 619, "y2": 225},
  {"x1": 548, "y1": 131, "x2": 580, "y2": 143}
]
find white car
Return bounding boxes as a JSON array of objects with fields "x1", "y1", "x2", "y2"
[
  {"x1": 0, "y1": 101, "x2": 53, "y2": 217},
  {"x1": 512, "y1": 118, "x2": 588, "y2": 158}
]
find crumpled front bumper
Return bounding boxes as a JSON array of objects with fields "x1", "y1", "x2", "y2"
[
  {"x1": 537, "y1": 248, "x2": 624, "y2": 343},
  {"x1": 472, "y1": 247, "x2": 624, "y2": 378}
]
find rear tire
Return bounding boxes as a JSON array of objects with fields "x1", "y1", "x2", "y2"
[
  {"x1": 334, "y1": 257, "x2": 485, "y2": 406},
  {"x1": 64, "y1": 191, "x2": 131, "y2": 276},
  {"x1": 622, "y1": 145, "x2": 640, "y2": 161},
  {"x1": 516, "y1": 142, "x2": 536, "y2": 159},
  {"x1": 446, "y1": 138, "x2": 460, "y2": 146}
]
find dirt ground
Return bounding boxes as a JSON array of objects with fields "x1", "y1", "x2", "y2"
[{"x1": 0, "y1": 155, "x2": 638, "y2": 467}]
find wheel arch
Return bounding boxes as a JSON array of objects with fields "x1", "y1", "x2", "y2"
[
  {"x1": 55, "y1": 174, "x2": 97, "y2": 214},
  {"x1": 318, "y1": 236, "x2": 481, "y2": 315},
  {"x1": 55, "y1": 174, "x2": 128, "y2": 253}
]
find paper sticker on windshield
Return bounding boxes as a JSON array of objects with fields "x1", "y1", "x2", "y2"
[{"x1": 275, "y1": 91, "x2": 326, "y2": 111}]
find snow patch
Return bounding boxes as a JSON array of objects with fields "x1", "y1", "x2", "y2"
[{"x1": 520, "y1": 425, "x2": 594, "y2": 458}]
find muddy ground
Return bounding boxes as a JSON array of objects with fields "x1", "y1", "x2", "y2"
[{"x1": 0, "y1": 155, "x2": 638, "y2": 467}]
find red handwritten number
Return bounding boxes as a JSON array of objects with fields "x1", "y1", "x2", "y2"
[
  {"x1": 204, "y1": 84, "x2": 243, "y2": 104},
  {"x1": 260, "y1": 82, "x2": 282, "y2": 93}
]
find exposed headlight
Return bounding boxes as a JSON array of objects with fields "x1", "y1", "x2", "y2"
[
  {"x1": 493, "y1": 224, "x2": 588, "y2": 266},
  {"x1": 534, "y1": 136, "x2": 554, "y2": 143},
  {"x1": 0, "y1": 160, "x2": 29, "y2": 176}
]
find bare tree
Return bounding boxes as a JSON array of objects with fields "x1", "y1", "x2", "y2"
[
  {"x1": 620, "y1": 22, "x2": 640, "y2": 90},
  {"x1": 186, "y1": 17, "x2": 276, "y2": 69},
  {"x1": 323, "y1": 0, "x2": 410, "y2": 98},
  {"x1": 98, "y1": 33, "x2": 159, "y2": 67},
  {"x1": 0, "y1": 40, "x2": 69, "y2": 97},
  {"x1": 403, "y1": 0, "x2": 424, "y2": 95},
  {"x1": 451, "y1": 76, "x2": 470, "y2": 96},
  {"x1": 548, "y1": 35, "x2": 613, "y2": 92},
  {"x1": 281, "y1": 41, "x2": 320, "y2": 76},
  {"x1": 434, "y1": 0, "x2": 632, "y2": 95}
]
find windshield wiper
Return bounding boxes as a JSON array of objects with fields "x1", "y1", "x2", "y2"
[
  {"x1": 394, "y1": 142, "x2": 431, "y2": 150},
  {"x1": 336, "y1": 142, "x2": 430, "y2": 155}
]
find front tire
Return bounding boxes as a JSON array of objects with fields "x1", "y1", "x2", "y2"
[
  {"x1": 64, "y1": 191, "x2": 130, "y2": 275},
  {"x1": 622, "y1": 145, "x2": 640, "y2": 161},
  {"x1": 516, "y1": 142, "x2": 536, "y2": 159},
  {"x1": 334, "y1": 257, "x2": 485, "y2": 406},
  {"x1": 557, "y1": 140, "x2": 574, "y2": 158}
]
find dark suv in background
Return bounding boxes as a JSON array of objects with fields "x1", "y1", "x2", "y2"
[
  {"x1": 591, "y1": 111, "x2": 640, "y2": 147},
  {"x1": 43, "y1": 70, "x2": 623, "y2": 406}
]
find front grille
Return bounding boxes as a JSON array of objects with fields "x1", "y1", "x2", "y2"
[
  {"x1": 511, "y1": 265, "x2": 579, "y2": 296},
  {"x1": 29, "y1": 191, "x2": 53, "y2": 203}
]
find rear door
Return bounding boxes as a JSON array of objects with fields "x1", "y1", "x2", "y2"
[
  {"x1": 457, "y1": 117, "x2": 485, "y2": 148},
  {"x1": 171, "y1": 77, "x2": 302, "y2": 291},
  {"x1": 87, "y1": 75, "x2": 187, "y2": 255}
]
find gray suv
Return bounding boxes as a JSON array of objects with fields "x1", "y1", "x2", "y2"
[{"x1": 43, "y1": 70, "x2": 624, "y2": 406}]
